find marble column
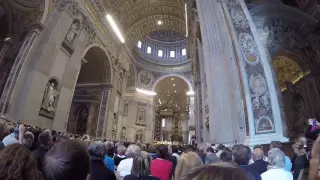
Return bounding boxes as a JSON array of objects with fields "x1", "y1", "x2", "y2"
[
  {"x1": 196, "y1": 0, "x2": 246, "y2": 144},
  {"x1": 194, "y1": 82, "x2": 202, "y2": 143},
  {"x1": 221, "y1": 0, "x2": 287, "y2": 144},
  {"x1": 197, "y1": 39, "x2": 208, "y2": 143},
  {"x1": 96, "y1": 87, "x2": 110, "y2": 138}
]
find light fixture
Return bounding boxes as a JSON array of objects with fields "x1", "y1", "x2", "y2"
[
  {"x1": 106, "y1": 14, "x2": 125, "y2": 43},
  {"x1": 174, "y1": 90, "x2": 177, "y2": 93},
  {"x1": 171, "y1": 78, "x2": 174, "y2": 80},
  {"x1": 157, "y1": 20, "x2": 163, "y2": 25},
  {"x1": 4, "y1": 37, "x2": 10, "y2": 42},
  {"x1": 173, "y1": 84, "x2": 176, "y2": 87},
  {"x1": 136, "y1": 88, "x2": 157, "y2": 96},
  {"x1": 185, "y1": 3, "x2": 188, "y2": 37},
  {"x1": 187, "y1": 90, "x2": 195, "y2": 96}
]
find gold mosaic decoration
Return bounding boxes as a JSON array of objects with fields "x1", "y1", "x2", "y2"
[{"x1": 273, "y1": 56, "x2": 305, "y2": 91}]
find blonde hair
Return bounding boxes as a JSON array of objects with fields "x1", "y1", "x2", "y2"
[{"x1": 174, "y1": 152, "x2": 203, "y2": 180}]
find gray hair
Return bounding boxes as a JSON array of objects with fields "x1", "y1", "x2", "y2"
[
  {"x1": 268, "y1": 148, "x2": 285, "y2": 168},
  {"x1": 126, "y1": 144, "x2": 141, "y2": 158},
  {"x1": 105, "y1": 141, "x2": 113, "y2": 151},
  {"x1": 131, "y1": 151, "x2": 151, "y2": 177},
  {"x1": 88, "y1": 141, "x2": 106, "y2": 158},
  {"x1": 198, "y1": 144, "x2": 206, "y2": 152},
  {"x1": 117, "y1": 145, "x2": 126, "y2": 154}
]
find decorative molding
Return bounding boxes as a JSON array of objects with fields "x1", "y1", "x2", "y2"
[{"x1": 226, "y1": 0, "x2": 275, "y2": 134}]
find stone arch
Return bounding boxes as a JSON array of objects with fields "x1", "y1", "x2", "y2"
[
  {"x1": 152, "y1": 74, "x2": 193, "y2": 92},
  {"x1": 40, "y1": 0, "x2": 49, "y2": 24},
  {"x1": 80, "y1": 43, "x2": 113, "y2": 84}
]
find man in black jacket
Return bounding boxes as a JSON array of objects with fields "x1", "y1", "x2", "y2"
[
  {"x1": 247, "y1": 147, "x2": 269, "y2": 175},
  {"x1": 32, "y1": 130, "x2": 52, "y2": 171}
]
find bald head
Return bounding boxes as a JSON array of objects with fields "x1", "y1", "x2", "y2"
[{"x1": 252, "y1": 148, "x2": 264, "y2": 161}]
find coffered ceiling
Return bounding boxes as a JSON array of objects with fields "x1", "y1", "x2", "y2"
[{"x1": 101, "y1": 0, "x2": 186, "y2": 46}]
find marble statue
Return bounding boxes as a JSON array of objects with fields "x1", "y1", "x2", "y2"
[
  {"x1": 66, "y1": 20, "x2": 80, "y2": 44},
  {"x1": 41, "y1": 82, "x2": 59, "y2": 113},
  {"x1": 123, "y1": 103, "x2": 128, "y2": 116},
  {"x1": 112, "y1": 113, "x2": 117, "y2": 140},
  {"x1": 76, "y1": 107, "x2": 88, "y2": 134},
  {"x1": 120, "y1": 127, "x2": 126, "y2": 141}
]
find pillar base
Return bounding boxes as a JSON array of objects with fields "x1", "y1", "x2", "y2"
[{"x1": 244, "y1": 134, "x2": 289, "y2": 147}]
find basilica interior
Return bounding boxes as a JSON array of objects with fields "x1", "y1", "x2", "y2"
[{"x1": 1, "y1": 0, "x2": 320, "y2": 145}]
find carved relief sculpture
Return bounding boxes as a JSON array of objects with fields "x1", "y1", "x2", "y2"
[
  {"x1": 138, "y1": 71, "x2": 153, "y2": 87},
  {"x1": 66, "y1": 19, "x2": 80, "y2": 44},
  {"x1": 126, "y1": 64, "x2": 135, "y2": 89},
  {"x1": 40, "y1": 79, "x2": 60, "y2": 117}
]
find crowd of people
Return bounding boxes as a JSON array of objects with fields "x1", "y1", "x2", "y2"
[{"x1": 0, "y1": 118, "x2": 320, "y2": 180}]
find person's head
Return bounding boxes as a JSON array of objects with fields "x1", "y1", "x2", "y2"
[
  {"x1": 270, "y1": 141, "x2": 283, "y2": 151},
  {"x1": 126, "y1": 144, "x2": 141, "y2": 158},
  {"x1": 148, "y1": 144, "x2": 156, "y2": 153},
  {"x1": 0, "y1": 144, "x2": 41, "y2": 180},
  {"x1": 117, "y1": 145, "x2": 126, "y2": 155},
  {"x1": 220, "y1": 148, "x2": 233, "y2": 162},
  {"x1": 217, "y1": 144, "x2": 225, "y2": 151},
  {"x1": 184, "y1": 145, "x2": 196, "y2": 153},
  {"x1": 181, "y1": 163, "x2": 251, "y2": 180},
  {"x1": 198, "y1": 144, "x2": 206, "y2": 153},
  {"x1": 156, "y1": 144, "x2": 169, "y2": 159},
  {"x1": 141, "y1": 144, "x2": 148, "y2": 151},
  {"x1": 232, "y1": 144, "x2": 251, "y2": 166},
  {"x1": 253, "y1": 144, "x2": 263, "y2": 150},
  {"x1": 131, "y1": 151, "x2": 152, "y2": 177},
  {"x1": 206, "y1": 147, "x2": 215, "y2": 155},
  {"x1": 22, "y1": 131, "x2": 34, "y2": 149},
  {"x1": 292, "y1": 140, "x2": 305, "y2": 156},
  {"x1": 0, "y1": 121, "x2": 8, "y2": 140},
  {"x1": 55, "y1": 135, "x2": 69, "y2": 143},
  {"x1": 38, "y1": 130, "x2": 53, "y2": 147},
  {"x1": 268, "y1": 148, "x2": 285, "y2": 169},
  {"x1": 252, "y1": 148, "x2": 264, "y2": 162},
  {"x1": 172, "y1": 145, "x2": 179, "y2": 154},
  {"x1": 105, "y1": 141, "x2": 114, "y2": 157},
  {"x1": 174, "y1": 152, "x2": 203, "y2": 180},
  {"x1": 88, "y1": 141, "x2": 106, "y2": 158},
  {"x1": 43, "y1": 140, "x2": 91, "y2": 180}
]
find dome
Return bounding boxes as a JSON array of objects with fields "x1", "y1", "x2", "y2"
[{"x1": 134, "y1": 30, "x2": 189, "y2": 66}]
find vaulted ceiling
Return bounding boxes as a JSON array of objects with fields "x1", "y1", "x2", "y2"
[{"x1": 102, "y1": 0, "x2": 186, "y2": 47}]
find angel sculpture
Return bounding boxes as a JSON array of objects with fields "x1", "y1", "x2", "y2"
[{"x1": 41, "y1": 82, "x2": 59, "y2": 113}]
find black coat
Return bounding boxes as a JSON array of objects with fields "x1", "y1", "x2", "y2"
[
  {"x1": 32, "y1": 146, "x2": 50, "y2": 171},
  {"x1": 91, "y1": 159, "x2": 116, "y2": 180},
  {"x1": 247, "y1": 159, "x2": 269, "y2": 175}
]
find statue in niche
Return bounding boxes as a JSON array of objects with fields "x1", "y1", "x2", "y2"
[
  {"x1": 41, "y1": 80, "x2": 59, "y2": 114},
  {"x1": 76, "y1": 107, "x2": 88, "y2": 134},
  {"x1": 123, "y1": 103, "x2": 128, "y2": 116},
  {"x1": 135, "y1": 129, "x2": 144, "y2": 143},
  {"x1": 112, "y1": 113, "x2": 118, "y2": 140},
  {"x1": 66, "y1": 20, "x2": 80, "y2": 44},
  {"x1": 120, "y1": 127, "x2": 126, "y2": 141}
]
